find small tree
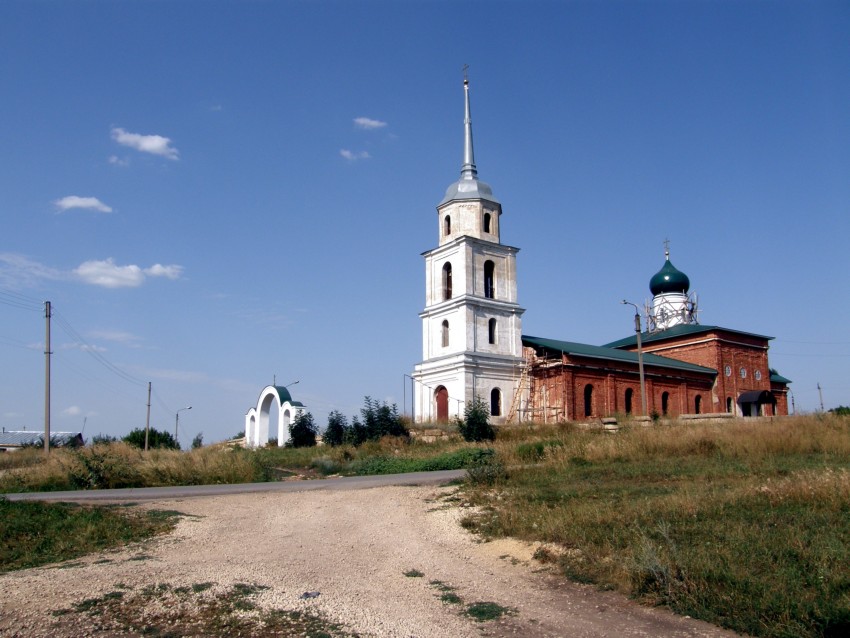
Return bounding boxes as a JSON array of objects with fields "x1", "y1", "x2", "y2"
[
  {"x1": 123, "y1": 427, "x2": 180, "y2": 450},
  {"x1": 191, "y1": 432, "x2": 204, "y2": 449},
  {"x1": 457, "y1": 396, "x2": 496, "y2": 442},
  {"x1": 324, "y1": 411, "x2": 348, "y2": 446},
  {"x1": 288, "y1": 412, "x2": 318, "y2": 448},
  {"x1": 347, "y1": 418, "x2": 369, "y2": 446}
]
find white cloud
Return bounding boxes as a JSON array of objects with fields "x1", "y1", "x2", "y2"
[
  {"x1": 54, "y1": 196, "x2": 113, "y2": 213},
  {"x1": 145, "y1": 263, "x2": 183, "y2": 280},
  {"x1": 111, "y1": 127, "x2": 179, "y2": 160},
  {"x1": 354, "y1": 117, "x2": 387, "y2": 130},
  {"x1": 0, "y1": 253, "x2": 182, "y2": 289},
  {"x1": 340, "y1": 149, "x2": 371, "y2": 161},
  {"x1": 108, "y1": 155, "x2": 129, "y2": 167},
  {"x1": 75, "y1": 259, "x2": 144, "y2": 288},
  {"x1": 62, "y1": 406, "x2": 82, "y2": 417}
]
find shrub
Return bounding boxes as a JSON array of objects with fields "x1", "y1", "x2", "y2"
[
  {"x1": 361, "y1": 397, "x2": 409, "y2": 440},
  {"x1": 287, "y1": 412, "x2": 317, "y2": 448},
  {"x1": 191, "y1": 433, "x2": 204, "y2": 449},
  {"x1": 323, "y1": 411, "x2": 348, "y2": 447},
  {"x1": 122, "y1": 427, "x2": 180, "y2": 451},
  {"x1": 457, "y1": 397, "x2": 496, "y2": 442}
]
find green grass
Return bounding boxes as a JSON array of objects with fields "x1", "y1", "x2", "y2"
[
  {"x1": 462, "y1": 414, "x2": 850, "y2": 638},
  {"x1": 0, "y1": 498, "x2": 180, "y2": 573}
]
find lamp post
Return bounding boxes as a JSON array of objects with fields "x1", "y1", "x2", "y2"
[
  {"x1": 175, "y1": 406, "x2": 192, "y2": 444},
  {"x1": 622, "y1": 301, "x2": 648, "y2": 417}
]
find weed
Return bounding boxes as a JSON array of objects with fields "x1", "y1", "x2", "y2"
[
  {"x1": 58, "y1": 581, "x2": 358, "y2": 637},
  {"x1": 465, "y1": 601, "x2": 514, "y2": 622},
  {"x1": 192, "y1": 582, "x2": 214, "y2": 593},
  {"x1": 441, "y1": 592, "x2": 463, "y2": 604},
  {"x1": 404, "y1": 569, "x2": 424, "y2": 577}
]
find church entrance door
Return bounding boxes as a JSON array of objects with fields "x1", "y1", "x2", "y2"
[{"x1": 435, "y1": 386, "x2": 449, "y2": 422}]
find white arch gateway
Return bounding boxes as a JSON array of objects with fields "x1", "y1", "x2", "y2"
[{"x1": 244, "y1": 385, "x2": 306, "y2": 448}]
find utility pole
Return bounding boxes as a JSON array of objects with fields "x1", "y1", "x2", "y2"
[
  {"x1": 622, "y1": 301, "x2": 647, "y2": 417},
  {"x1": 44, "y1": 301, "x2": 51, "y2": 454},
  {"x1": 144, "y1": 382, "x2": 152, "y2": 450},
  {"x1": 817, "y1": 383, "x2": 824, "y2": 412}
]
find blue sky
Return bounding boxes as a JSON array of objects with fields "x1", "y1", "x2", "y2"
[{"x1": 1, "y1": 1, "x2": 848, "y2": 445}]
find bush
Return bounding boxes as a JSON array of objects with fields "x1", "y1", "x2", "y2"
[
  {"x1": 90, "y1": 433, "x2": 118, "y2": 445},
  {"x1": 288, "y1": 412, "x2": 317, "y2": 448},
  {"x1": 457, "y1": 397, "x2": 496, "y2": 442},
  {"x1": 361, "y1": 397, "x2": 409, "y2": 440},
  {"x1": 323, "y1": 411, "x2": 348, "y2": 447},
  {"x1": 122, "y1": 427, "x2": 180, "y2": 450},
  {"x1": 191, "y1": 432, "x2": 204, "y2": 449}
]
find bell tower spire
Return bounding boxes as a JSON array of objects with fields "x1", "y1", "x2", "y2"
[{"x1": 461, "y1": 65, "x2": 478, "y2": 181}]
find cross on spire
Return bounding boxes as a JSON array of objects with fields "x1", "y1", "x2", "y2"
[{"x1": 663, "y1": 237, "x2": 670, "y2": 259}]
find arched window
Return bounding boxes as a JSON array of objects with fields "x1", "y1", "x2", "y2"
[
  {"x1": 484, "y1": 260, "x2": 495, "y2": 299},
  {"x1": 490, "y1": 388, "x2": 502, "y2": 417},
  {"x1": 441, "y1": 320, "x2": 449, "y2": 347},
  {"x1": 435, "y1": 386, "x2": 449, "y2": 422},
  {"x1": 584, "y1": 384, "x2": 594, "y2": 417},
  {"x1": 694, "y1": 395, "x2": 702, "y2": 414},
  {"x1": 661, "y1": 391, "x2": 670, "y2": 416},
  {"x1": 488, "y1": 318, "x2": 497, "y2": 344},
  {"x1": 726, "y1": 397, "x2": 733, "y2": 413},
  {"x1": 444, "y1": 215, "x2": 451, "y2": 236},
  {"x1": 483, "y1": 212, "x2": 491, "y2": 233},
  {"x1": 442, "y1": 262, "x2": 452, "y2": 300},
  {"x1": 625, "y1": 388, "x2": 634, "y2": 414}
]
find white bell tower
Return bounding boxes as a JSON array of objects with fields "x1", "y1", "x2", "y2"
[{"x1": 412, "y1": 75, "x2": 525, "y2": 424}]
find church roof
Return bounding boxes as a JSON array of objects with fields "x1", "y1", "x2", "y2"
[
  {"x1": 602, "y1": 324, "x2": 774, "y2": 349},
  {"x1": 769, "y1": 369, "x2": 793, "y2": 385},
  {"x1": 439, "y1": 75, "x2": 500, "y2": 207},
  {"x1": 522, "y1": 335, "x2": 716, "y2": 375}
]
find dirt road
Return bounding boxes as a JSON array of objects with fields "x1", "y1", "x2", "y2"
[{"x1": 0, "y1": 484, "x2": 737, "y2": 637}]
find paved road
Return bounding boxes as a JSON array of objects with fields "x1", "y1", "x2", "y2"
[{"x1": 2, "y1": 469, "x2": 467, "y2": 502}]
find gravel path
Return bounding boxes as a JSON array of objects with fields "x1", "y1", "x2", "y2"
[{"x1": 0, "y1": 484, "x2": 738, "y2": 637}]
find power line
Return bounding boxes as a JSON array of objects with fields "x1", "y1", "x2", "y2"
[
  {"x1": 0, "y1": 288, "x2": 43, "y2": 312},
  {"x1": 52, "y1": 310, "x2": 146, "y2": 387}
]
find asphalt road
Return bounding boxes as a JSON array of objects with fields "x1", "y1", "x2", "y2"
[{"x1": 2, "y1": 469, "x2": 467, "y2": 502}]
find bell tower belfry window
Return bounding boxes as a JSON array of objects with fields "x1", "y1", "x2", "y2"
[{"x1": 412, "y1": 71, "x2": 525, "y2": 425}]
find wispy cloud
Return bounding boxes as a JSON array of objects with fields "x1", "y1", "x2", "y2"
[
  {"x1": 60, "y1": 342, "x2": 108, "y2": 353},
  {"x1": 340, "y1": 149, "x2": 371, "y2": 161},
  {"x1": 54, "y1": 195, "x2": 113, "y2": 213},
  {"x1": 62, "y1": 406, "x2": 82, "y2": 417},
  {"x1": 88, "y1": 330, "x2": 142, "y2": 346},
  {"x1": 0, "y1": 253, "x2": 64, "y2": 288},
  {"x1": 111, "y1": 127, "x2": 179, "y2": 160},
  {"x1": 74, "y1": 258, "x2": 183, "y2": 288},
  {"x1": 108, "y1": 155, "x2": 130, "y2": 167},
  {"x1": 354, "y1": 117, "x2": 387, "y2": 130}
]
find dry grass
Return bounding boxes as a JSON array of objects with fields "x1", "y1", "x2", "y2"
[{"x1": 462, "y1": 414, "x2": 850, "y2": 638}]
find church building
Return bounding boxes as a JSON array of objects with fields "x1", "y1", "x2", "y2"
[{"x1": 412, "y1": 78, "x2": 791, "y2": 424}]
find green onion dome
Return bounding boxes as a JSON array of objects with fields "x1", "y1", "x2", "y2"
[{"x1": 650, "y1": 257, "x2": 690, "y2": 295}]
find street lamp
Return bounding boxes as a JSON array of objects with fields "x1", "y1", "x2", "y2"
[
  {"x1": 175, "y1": 406, "x2": 192, "y2": 443},
  {"x1": 621, "y1": 301, "x2": 648, "y2": 417}
]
